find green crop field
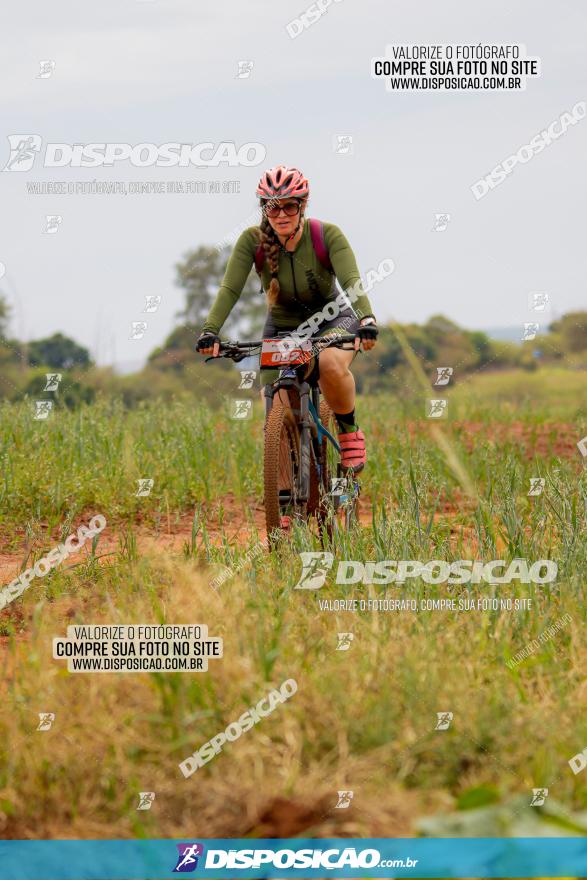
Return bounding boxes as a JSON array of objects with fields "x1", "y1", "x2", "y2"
[{"x1": 1, "y1": 367, "x2": 587, "y2": 841}]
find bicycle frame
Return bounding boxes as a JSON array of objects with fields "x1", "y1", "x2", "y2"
[
  {"x1": 263, "y1": 367, "x2": 333, "y2": 504},
  {"x1": 207, "y1": 334, "x2": 360, "y2": 522}
]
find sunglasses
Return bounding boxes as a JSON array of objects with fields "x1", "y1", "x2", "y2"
[{"x1": 263, "y1": 200, "x2": 302, "y2": 218}]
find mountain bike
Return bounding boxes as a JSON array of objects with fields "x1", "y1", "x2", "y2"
[{"x1": 206, "y1": 334, "x2": 362, "y2": 545}]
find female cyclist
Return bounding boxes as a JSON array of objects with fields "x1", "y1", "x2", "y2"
[{"x1": 196, "y1": 165, "x2": 378, "y2": 471}]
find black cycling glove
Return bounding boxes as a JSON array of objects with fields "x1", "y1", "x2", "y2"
[
  {"x1": 196, "y1": 331, "x2": 220, "y2": 352},
  {"x1": 357, "y1": 320, "x2": 379, "y2": 341}
]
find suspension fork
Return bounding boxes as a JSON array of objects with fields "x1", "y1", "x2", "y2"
[
  {"x1": 297, "y1": 380, "x2": 313, "y2": 502},
  {"x1": 263, "y1": 384, "x2": 274, "y2": 422}
]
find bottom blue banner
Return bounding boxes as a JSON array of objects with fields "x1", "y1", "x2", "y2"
[{"x1": 1, "y1": 837, "x2": 587, "y2": 879}]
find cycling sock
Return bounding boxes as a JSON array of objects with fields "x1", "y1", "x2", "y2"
[{"x1": 335, "y1": 409, "x2": 358, "y2": 433}]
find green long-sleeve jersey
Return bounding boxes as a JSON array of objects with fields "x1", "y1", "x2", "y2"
[{"x1": 202, "y1": 220, "x2": 375, "y2": 334}]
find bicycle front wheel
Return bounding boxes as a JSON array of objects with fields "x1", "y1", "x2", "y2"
[{"x1": 264, "y1": 397, "x2": 306, "y2": 545}]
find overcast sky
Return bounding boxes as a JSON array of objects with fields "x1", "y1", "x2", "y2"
[{"x1": 0, "y1": 0, "x2": 585, "y2": 368}]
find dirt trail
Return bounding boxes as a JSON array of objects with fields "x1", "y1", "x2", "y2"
[{"x1": 0, "y1": 494, "x2": 376, "y2": 584}]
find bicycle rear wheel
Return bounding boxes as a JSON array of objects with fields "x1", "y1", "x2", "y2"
[{"x1": 264, "y1": 397, "x2": 306, "y2": 545}]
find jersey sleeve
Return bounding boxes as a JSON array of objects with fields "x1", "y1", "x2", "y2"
[
  {"x1": 201, "y1": 228, "x2": 258, "y2": 335},
  {"x1": 323, "y1": 223, "x2": 375, "y2": 321}
]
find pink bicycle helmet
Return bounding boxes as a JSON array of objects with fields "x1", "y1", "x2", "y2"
[{"x1": 256, "y1": 165, "x2": 309, "y2": 200}]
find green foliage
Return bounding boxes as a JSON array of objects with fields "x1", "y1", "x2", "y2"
[
  {"x1": 175, "y1": 243, "x2": 265, "y2": 340},
  {"x1": 550, "y1": 311, "x2": 587, "y2": 353},
  {"x1": 21, "y1": 369, "x2": 95, "y2": 408},
  {"x1": 27, "y1": 333, "x2": 92, "y2": 370},
  {"x1": 0, "y1": 292, "x2": 11, "y2": 337}
]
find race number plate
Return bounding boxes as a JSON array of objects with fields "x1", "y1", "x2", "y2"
[{"x1": 260, "y1": 338, "x2": 313, "y2": 368}]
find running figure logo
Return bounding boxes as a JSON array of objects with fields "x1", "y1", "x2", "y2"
[
  {"x1": 37, "y1": 713, "x2": 55, "y2": 731},
  {"x1": 136, "y1": 792, "x2": 155, "y2": 810},
  {"x1": 44, "y1": 373, "x2": 62, "y2": 391},
  {"x1": 435, "y1": 712, "x2": 453, "y2": 731},
  {"x1": 230, "y1": 400, "x2": 252, "y2": 419},
  {"x1": 44, "y1": 215, "x2": 62, "y2": 234},
  {"x1": 34, "y1": 400, "x2": 53, "y2": 420},
  {"x1": 427, "y1": 399, "x2": 447, "y2": 419},
  {"x1": 144, "y1": 295, "x2": 161, "y2": 313},
  {"x1": 434, "y1": 367, "x2": 453, "y2": 386},
  {"x1": 528, "y1": 477, "x2": 545, "y2": 497},
  {"x1": 37, "y1": 60, "x2": 56, "y2": 79},
  {"x1": 530, "y1": 788, "x2": 549, "y2": 806},
  {"x1": 333, "y1": 135, "x2": 353, "y2": 155},
  {"x1": 432, "y1": 213, "x2": 451, "y2": 232},
  {"x1": 3, "y1": 134, "x2": 42, "y2": 171},
  {"x1": 335, "y1": 790, "x2": 354, "y2": 809},
  {"x1": 522, "y1": 322, "x2": 539, "y2": 341},
  {"x1": 528, "y1": 292, "x2": 550, "y2": 311},
  {"x1": 173, "y1": 843, "x2": 204, "y2": 873},
  {"x1": 294, "y1": 552, "x2": 334, "y2": 590}
]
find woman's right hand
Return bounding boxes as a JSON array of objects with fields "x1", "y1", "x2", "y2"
[{"x1": 196, "y1": 332, "x2": 220, "y2": 355}]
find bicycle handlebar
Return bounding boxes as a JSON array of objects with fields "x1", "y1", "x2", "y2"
[{"x1": 205, "y1": 335, "x2": 359, "y2": 362}]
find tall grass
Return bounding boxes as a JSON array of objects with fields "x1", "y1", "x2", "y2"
[{"x1": 1, "y1": 368, "x2": 587, "y2": 838}]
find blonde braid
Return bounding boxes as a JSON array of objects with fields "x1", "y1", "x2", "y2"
[{"x1": 258, "y1": 213, "x2": 281, "y2": 306}]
